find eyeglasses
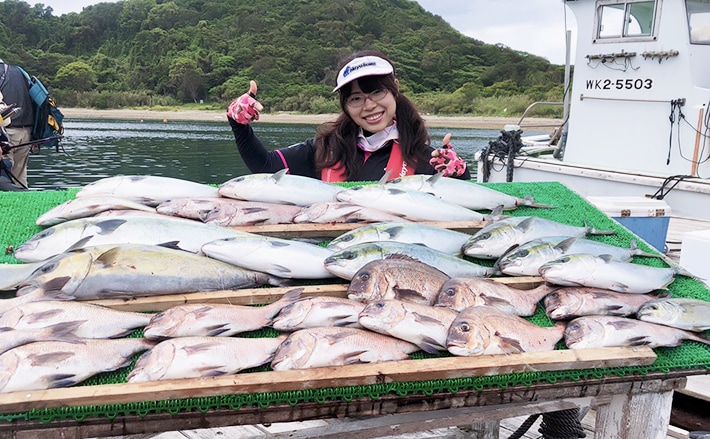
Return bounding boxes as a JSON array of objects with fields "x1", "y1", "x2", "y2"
[{"x1": 345, "y1": 88, "x2": 389, "y2": 108}]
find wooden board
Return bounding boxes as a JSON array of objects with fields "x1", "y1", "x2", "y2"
[
  {"x1": 0, "y1": 346, "x2": 656, "y2": 413},
  {"x1": 229, "y1": 220, "x2": 487, "y2": 239}
]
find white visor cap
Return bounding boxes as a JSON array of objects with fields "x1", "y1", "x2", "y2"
[{"x1": 333, "y1": 56, "x2": 394, "y2": 92}]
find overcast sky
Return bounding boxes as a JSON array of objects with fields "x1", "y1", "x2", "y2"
[{"x1": 36, "y1": 0, "x2": 577, "y2": 65}]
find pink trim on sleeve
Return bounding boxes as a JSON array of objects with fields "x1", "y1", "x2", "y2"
[{"x1": 275, "y1": 150, "x2": 289, "y2": 172}]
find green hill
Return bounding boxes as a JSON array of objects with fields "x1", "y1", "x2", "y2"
[{"x1": 0, "y1": 0, "x2": 566, "y2": 116}]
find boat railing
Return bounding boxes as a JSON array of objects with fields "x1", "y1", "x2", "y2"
[
  {"x1": 516, "y1": 101, "x2": 567, "y2": 156},
  {"x1": 517, "y1": 101, "x2": 565, "y2": 129}
]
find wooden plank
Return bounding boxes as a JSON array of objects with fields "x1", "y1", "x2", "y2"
[
  {"x1": 229, "y1": 221, "x2": 487, "y2": 239},
  {"x1": 87, "y1": 277, "x2": 544, "y2": 312},
  {"x1": 0, "y1": 346, "x2": 656, "y2": 413},
  {"x1": 676, "y1": 374, "x2": 710, "y2": 402}
]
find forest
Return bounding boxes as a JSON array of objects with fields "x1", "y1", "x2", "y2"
[{"x1": 0, "y1": 0, "x2": 568, "y2": 117}]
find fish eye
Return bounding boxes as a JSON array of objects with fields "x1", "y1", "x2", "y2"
[
  {"x1": 341, "y1": 236, "x2": 353, "y2": 243},
  {"x1": 343, "y1": 251, "x2": 356, "y2": 260},
  {"x1": 375, "y1": 302, "x2": 385, "y2": 309},
  {"x1": 39, "y1": 262, "x2": 59, "y2": 273},
  {"x1": 519, "y1": 250, "x2": 529, "y2": 257},
  {"x1": 356, "y1": 273, "x2": 370, "y2": 281},
  {"x1": 568, "y1": 322, "x2": 579, "y2": 331},
  {"x1": 459, "y1": 323, "x2": 470, "y2": 333},
  {"x1": 559, "y1": 256, "x2": 570, "y2": 263},
  {"x1": 444, "y1": 287, "x2": 456, "y2": 297}
]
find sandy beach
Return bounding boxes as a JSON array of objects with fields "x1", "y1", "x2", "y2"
[{"x1": 61, "y1": 108, "x2": 561, "y2": 130}]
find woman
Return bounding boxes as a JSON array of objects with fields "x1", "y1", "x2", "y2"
[{"x1": 227, "y1": 50, "x2": 469, "y2": 181}]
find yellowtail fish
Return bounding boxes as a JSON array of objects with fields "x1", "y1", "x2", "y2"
[
  {"x1": 324, "y1": 241, "x2": 497, "y2": 281},
  {"x1": 497, "y1": 236, "x2": 660, "y2": 276},
  {"x1": 76, "y1": 175, "x2": 219, "y2": 206},
  {"x1": 218, "y1": 169, "x2": 344, "y2": 206},
  {"x1": 35, "y1": 195, "x2": 156, "y2": 226},
  {"x1": 358, "y1": 300, "x2": 458, "y2": 353},
  {"x1": 539, "y1": 254, "x2": 682, "y2": 294},
  {"x1": 447, "y1": 306, "x2": 565, "y2": 356},
  {"x1": 335, "y1": 184, "x2": 485, "y2": 222},
  {"x1": 127, "y1": 335, "x2": 287, "y2": 382},
  {"x1": 564, "y1": 315, "x2": 710, "y2": 349},
  {"x1": 463, "y1": 217, "x2": 616, "y2": 259},
  {"x1": 347, "y1": 258, "x2": 450, "y2": 305},
  {"x1": 271, "y1": 326, "x2": 419, "y2": 370},
  {"x1": 387, "y1": 172, "x2": 554, "y2": 210},
  {"x1": 636, "y1": 298, "x2": 710, "y2": 332},
  {"x1": 327, "y1": 221, "x2": 471, "y2": 255}
]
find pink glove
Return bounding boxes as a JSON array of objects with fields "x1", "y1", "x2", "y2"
[
  {"x1": 227, "y1": 80, "x2": 264, "y2": 125},
  {"x1": 429, "y1": 133, "x2": 467, "y2": 177}
]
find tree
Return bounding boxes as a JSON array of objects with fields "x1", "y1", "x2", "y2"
[
  {"x1": 54, "y1": 61, "x2": 97, "y2": 91},
  {"x1": 168, "y1": 56, "x2": 205, "y2": 103}
]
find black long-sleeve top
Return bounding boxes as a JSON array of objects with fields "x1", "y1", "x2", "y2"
[{"x1": 229, "y1": 118, "x2": 471, "y2": 181}]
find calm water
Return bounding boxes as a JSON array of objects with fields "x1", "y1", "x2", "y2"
[{"x1": 24, "y1": 118, "x2": 540, "y2": 190}]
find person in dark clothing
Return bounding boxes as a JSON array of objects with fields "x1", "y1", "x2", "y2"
[
  {"x1": 226, "y1": 50, "x2": 470, "y2": 182},
  {"x1": 0, "y1": 59, "x2": 35, "y2": 189}
]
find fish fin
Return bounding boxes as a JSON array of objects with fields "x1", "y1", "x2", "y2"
[
  {"x1": 272, "y1": 168, "x2": 289, "y2": 181},
  {"x1": 412, "y1": 312, "x2": 445, "y2": 326},
  {"x1": 183, "y1": 342, "x2": 219, "y2": 354},
  {"x1": 29, "y1": 351, "x2": 76, "y2": 366},
  {"x1": 205, "y1": 326, "x2": 232, "y2": 337},
  {"x1": 599, "y1": 254, "x2": 616, "y2": 263},
  {"x1": 554, "y1": 237, "x2": 579, "y2": 253},
  {"x1": 495, "y1": 332, "x2": 525, "y2": 354},
  {"x1": 45, "y1": 321, "x2": 85, "y2": 339},
  {"x1": 27, "y1": 276, "x2": 73, "y2": 297},
  {"x1": 386, "y1": 187, "x2": 408, "y2": 196},
  {"x1": 268, "y1": 264, "x2": 293, "y2": 275},
  {"x1": 344, "y1": 218, "x2": 368, "y2": 223},
  {"x1": 586, "y1": 221, "x2": 616, "y2": 236},
  {"x1": 200, "y1": 368, "x2": 230, "y2": 377},
  {"x1": 341, "y1": 350, "x2": 371, "y2": 364},
  {"x1": 485, "y1": 205, "x2": 507, "y2": 221},
  {"x1": 378, "y1": 170, "x2": 393, "y2": 184},
  {"x1": 96, "y1": 218, "x2": 128, "y2": 234},
  {"x1": 156, "y1": 241, "x2": 183, "y2": 251},
  {"x1": 242, "y1": 207, "x2": 268, "y2": 214},
  {"x1": 64, "y1": 236, "x2": 95, "y2": 252},
  {"x1": 393, "y1": 288, "x2": 428, "y2": 302},
  {"x1": 47, "y1": 375, "x2": 80, "y2": 388},
  {"x1": 610, "y1": 282, "x2": 632, "y2": 292},
  {"x1": 515, "y1": 217, "x2": 536, "y2": 232},
  {"x1": 419, "y1": 337, "x2": 445, "y2": 354},
  {"x1": 480, "y1": 295, "x2": 513, "y2": 308},
  {"x1": 26, "y1": 309, "x2": 72, "y2": 324},
  {"x1": 382, "y1": 225, "x2": 405, "y2": 237},
  {"x1": 268, "y1": 240, "x2": 291, "y2": 248},
  {"x1": 608, "y1": 319, "x2": 639, "y2": 330},
  {"x1": 521, "y1": 195, "x2": 556, "y2": 209},
  {"x1": 628, "y1": 336, "x2": 653, "y2": 346}
]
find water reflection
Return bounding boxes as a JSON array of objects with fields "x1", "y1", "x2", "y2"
[{"x1": 26, "y1": 118, "x2": 533, "y2": 190}]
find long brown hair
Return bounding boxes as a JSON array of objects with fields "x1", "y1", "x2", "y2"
[{"x1": 314, "y1": 50, "x2": 431, "y2": 180}]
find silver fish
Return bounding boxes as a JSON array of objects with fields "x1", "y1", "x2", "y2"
[
  {"x1": 201, "y1": 234, "x2": 335, "y2": 279},
  {"x1": 0, "y1": 323, "x2": 83, "y2": 355},
  {"x1": 270, "y1": 326, "x2": 419, "y2": 370},
  {"x1": 201, "y1": 201, "x2": 302, "y2": 226},
  {"x1": 0, "y1": 301, "x2": 153, "y2": 339},
  {"x1": 336, "y1": 184, "x2": 485, "y2": 222},
  {"x1": 218, "y1": 169, "x2": 344, "y2": 206},
  {"x1": 293, "y1": 201, "x2": 410, "y2": 224},
  {"x1": 435, "y1": 277, "x2": 555, "y2": 316},
  {"x1": 35, "y1": 196, "x2": 156, "y2": 226},
  {"x1": 347, "y1": 258, "x2": 450, "y2": 305},
  {"x1": 324, "y1": 241, "x2": 497, "y2": 281},
  {"x1": 0, "y1": 289, "x2": 72, "y2": 315},
  {"x1": 327, "y1": 222, "x2": 471, "y2": 255},
  {"x1": 0, "y1": 338, "x2": 154, "y2": 393},
  {"x1": 447, "y1": 306, "x2": 566, "y2": 356},
  {"x1": 156, "y1": 197, "x2": 239, "y2": 220},
  {"x1": 387, "y1": 172, "x2": 554, "y2": 210},
  {"x1": 75, "y1": 175, "x2": 219, "y2": 206},
  {"x1": 497, "y1": 236, "x2": 660, "y2": 276},
  {"x1": 17, "y1": 244, "x2": 283, "y2": 300},
  {"x1": 14, "y1": 215, "x2": 257, "y2": 262},
  {"x1": 636, "y1": 298, "x2": 710, "y2": 332},
  {"x1": 564, "y1": 315, "x2": 710, "y2": 349},
  {"x1": 142, "y1": 288, "x2": 303, "y2": 339},
  {"x1": 543, "y1": 287, "x2": 659, "y2": 320},
  {"x1": 539, "y1": 254, "x2": 680, "y2": 294},
  {"x1": 358, "y1": 300, "x2": 458, "y2": 353},
  {"x1": 126, "y1": 335, "x2": 287, "y2": 382},
  {"x1": 462, "y1": 216, "x2": 616, "y2": 259},
  {"x1": 0, "y1": 261, "x2": 47, "y2": 290},
  {"x1": 272, "y1": 296, "x2": 366, "y2": 331}
]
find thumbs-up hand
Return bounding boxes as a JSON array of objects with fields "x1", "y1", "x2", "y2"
[
  {"x1": 429, "y1": 133, "x2": 467, "y2": 177},
  {"x1": 227, "y1": 80, "x2": 264, "y2": 125}
]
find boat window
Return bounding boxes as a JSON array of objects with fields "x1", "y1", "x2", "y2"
[
  {"x1": 687, "y1": 0, "x2": 710, "y2": 44},
  {"x1": 596, "y1": 0, "x2": 658, "y2": 40}
]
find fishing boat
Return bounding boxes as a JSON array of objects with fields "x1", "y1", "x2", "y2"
[{"x1": 477, "y1": 0, "x2": 710, "y2": 263}]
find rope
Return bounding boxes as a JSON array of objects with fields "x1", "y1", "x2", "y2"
[
  {"x1": 538, "y1": 408, "x2": 586, "y2": 439},
  {"x1": 507, "y1": 413, "x2": 540, "y2": 439}
]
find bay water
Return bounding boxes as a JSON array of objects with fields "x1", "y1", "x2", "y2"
[{"x1": 24, "y1": 118, "x2": 537, "y2": 190}]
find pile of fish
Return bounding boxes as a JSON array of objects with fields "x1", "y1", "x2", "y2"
[{"x1": 0, "y1": 173, "x2": 708, "y2": 394}]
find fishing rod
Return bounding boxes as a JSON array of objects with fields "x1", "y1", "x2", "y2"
[{"x1": 0, "y1": 135, "x2": 64, "y2": 154}]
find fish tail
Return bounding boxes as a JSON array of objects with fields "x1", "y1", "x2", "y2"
[{"x1": 521, "y1": 195, "x2": 556, "y2": 209}]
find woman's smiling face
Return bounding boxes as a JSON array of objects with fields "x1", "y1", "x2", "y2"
[{"x1": 345, "y1": 80, "x2": 397, "y2": 133}]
